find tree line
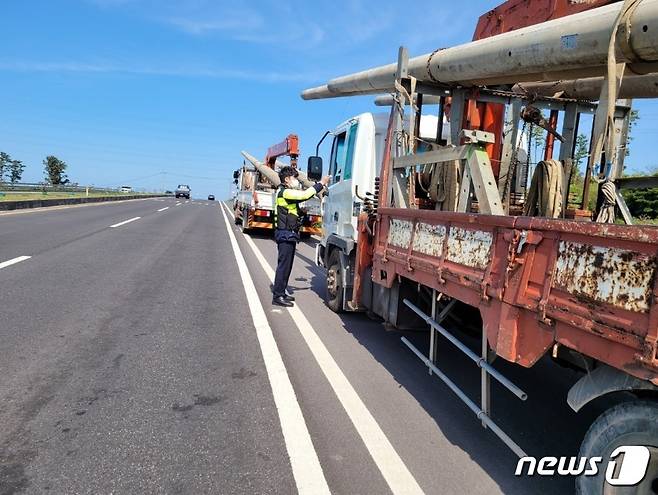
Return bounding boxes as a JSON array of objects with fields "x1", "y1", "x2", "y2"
[{"x1": 0, "y1": 152, "x2": 69, "y2": 185}]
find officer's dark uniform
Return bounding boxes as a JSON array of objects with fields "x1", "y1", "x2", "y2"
[{"x1": 272, "y1": 181, "x2": 323, "y2": 299}]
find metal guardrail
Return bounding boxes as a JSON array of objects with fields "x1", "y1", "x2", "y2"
[{"x1": 0, "y1": 182, "x2": 157, "y2": 194}]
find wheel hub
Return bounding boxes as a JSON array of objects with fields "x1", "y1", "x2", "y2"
[{"x1": 327, "y1": 269, "x2": 338, "y2": 296}]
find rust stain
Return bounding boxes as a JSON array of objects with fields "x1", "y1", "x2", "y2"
[
  {"x1": 387, "y1": 218, "x2": 413, "y2": 248},
  {"x1": 412, "y1": 222, "x2": 446, "y2": 257},
  {"x1": 553, "y1": 240, "x2": 657, "y2": 313},
  {"x1": 446, "y1": 227, "x2": 493, "y2": 270}
]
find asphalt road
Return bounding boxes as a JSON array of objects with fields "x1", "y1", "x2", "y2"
[{"x1": 0, "y1": 197, "x2": 601, "y2": 494}]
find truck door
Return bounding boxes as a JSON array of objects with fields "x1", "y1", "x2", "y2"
[{"x1": 325, "y1": 122, "x2": 358, "y2": 241}]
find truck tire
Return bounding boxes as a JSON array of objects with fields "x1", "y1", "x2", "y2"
[
  {"x1": 241, "y1": 208, "x2": 250, "y2": 234},
  {"x1": 576, "y1": 399, "x2": 658, "y2": 495},
  {"x1": 326, "y1": 249, "x2": 343, "y2": 313}
]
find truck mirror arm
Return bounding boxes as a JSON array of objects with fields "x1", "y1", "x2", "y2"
[{"x1": 315, "y1": 130, "x2": 331, "y2": 157}]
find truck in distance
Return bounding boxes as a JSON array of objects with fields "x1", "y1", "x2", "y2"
[{"x1": 233, "y1": 134, "x2": 322, "y2": 236}]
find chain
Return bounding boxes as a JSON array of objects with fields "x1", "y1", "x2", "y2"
[{"x1": 425, "y1": 48, "x2": 443, "y2": 83}]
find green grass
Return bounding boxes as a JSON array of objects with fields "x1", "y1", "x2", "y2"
[{"x1": 630, "y1": 217, "x2": 658, "y2": 226}]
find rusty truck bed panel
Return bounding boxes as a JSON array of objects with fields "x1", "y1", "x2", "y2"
[{"x1": 372, "y1": 208, "x2": 658, "y2": 385}]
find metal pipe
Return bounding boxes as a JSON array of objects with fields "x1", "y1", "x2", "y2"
[
  {"x1": 375, "y1": 94, "x2": 442, "y2": 106},
  {"x1": 241, "y1": 151, "x2": 281, "y2": 186},
  {"x1": 515, "y1": 73, "x2": 658, "y2": 99},
  {"x1": 401, "y1": 336, "x2": 527, "y2": 458},
  {"x1": 403, "y1": 299, "x2": 528, "y2": 401},
  {"x1": 241, "y1": 151, "x2": 317, "y2": 189},
  {"x1": 302, "y1": 0, "x2": 658, "y2": 100},
  {"x1": 373, "y1": 73, "x2": 658, "y2": 105}
]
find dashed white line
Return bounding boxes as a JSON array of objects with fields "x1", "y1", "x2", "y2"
[
  {"x1": 157, "y1": 207, "x2": 169, "y2": 212},
  {"x1": 0, "y1": 255, "x2": 31, "y2": 270},
  {"x1": 221, "y1": 202, "x2": 424, "y2": 495},
  {"x1": 175, "y1": 203, "x2": 182, "y2": 207},
  {"x1": 219, "y1": 203, "x2": 330, "y2": 495},
  {"x1": 109, "y1": 216, "x2": 141, "y2": 228}
]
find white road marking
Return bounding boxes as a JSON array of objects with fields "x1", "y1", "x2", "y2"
[
  {"x1": 0, "y1": 255, "x2": 31, "y2": 270},
  {"x1": 109, "y1": 216, "x2": 141, "y2": 228},
  {"x1": 157, "y1": 207, "x2": 169, "y2": 212},
  {"x1": 219, "y1": 205, "x2": 330, "y2": 495},
  {"x1": 175, "y1": 203, "x2": 182, "y2": 207},
  {"x1": 221, "y1": 202, "x2": 424, "y2": 495}
]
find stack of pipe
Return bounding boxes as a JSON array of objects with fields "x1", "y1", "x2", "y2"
[{"x1": 302, "y1": 0, "x2": 658, "y2": 100}]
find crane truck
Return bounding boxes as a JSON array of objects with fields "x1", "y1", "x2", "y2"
[
  {"x1": 232, "y1": 134, "x2": 322, "y2": 236},
  {"x1": 302, "y1": 0, "x2": 658, "y2": 492}
]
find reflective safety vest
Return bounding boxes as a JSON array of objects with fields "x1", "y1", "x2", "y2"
[{"x1": 274, "y1": 183, "x2": 321, "y2": 231}]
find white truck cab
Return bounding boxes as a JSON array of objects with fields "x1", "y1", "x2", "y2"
[{"x1": 313, "y1": 111, "x2": 445, "y2": 310}]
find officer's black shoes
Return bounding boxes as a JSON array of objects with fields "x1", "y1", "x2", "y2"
[
  {"x1": 272, "y1": 296, "x2": 294, "y2": 307},
  {"x1": 283, "y1": 294, "x2": 295, "y2": 302}
]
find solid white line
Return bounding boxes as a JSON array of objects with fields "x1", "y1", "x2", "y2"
[
  {"x1": 219, "y1": 205, "x2": 330, "y2": 495},
  {"x1": 157, "y1": 207, "x2": 169, "y2": 212},
  {"x1": 109, "y1": 216, "x2": 141, "y2": 228},
  {"x1": 0, "y1": 255, "x2": 31, "y2": 270},
  {"x1": 221, "y1": 202, "x2": 424, "y2": 495}
]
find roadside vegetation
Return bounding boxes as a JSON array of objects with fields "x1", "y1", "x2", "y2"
[{"x1": 0, "y1": 151, "x2": 159, "y2": 202}]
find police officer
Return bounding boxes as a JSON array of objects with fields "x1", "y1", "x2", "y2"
[{"x1": 272, "y1": 166, "x2": 329, "y2": 307}]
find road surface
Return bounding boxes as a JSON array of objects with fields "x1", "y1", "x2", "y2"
[{"x1": 0, "y1": 197, "x2": 600, "y2": 494}]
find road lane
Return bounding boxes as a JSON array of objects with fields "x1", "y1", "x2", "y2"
[
  {"x1": 229, "y1": 207, "x2": 424, "y2": 495},
  {"x1": 219, "y1": 205, "x2": 330, "y2": 495},
  {"x1": 228, "y1": 206, "x2": 601, "y2": 495},
  {"x1": 0, "y1": 198, "x2": 181, "y2": 261},
  {"x1": 0, "y1": 197, "x2": 603, "y2": 494},
  {"x1": 0, "y1": 200, "x2": 295, "y2": 494},
  {"x1": 0, "y1": 255, "x2": 31, "y2": 270}
]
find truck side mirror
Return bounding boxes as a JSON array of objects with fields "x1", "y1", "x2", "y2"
[{"x1": 307, "y1": 156, "x2": 323, "y2": 181}]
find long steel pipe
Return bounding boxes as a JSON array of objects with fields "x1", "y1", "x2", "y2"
[
  {"x1": 515, "y1": 73, "x2": 658, "y2": 99},
  {"x1": 372, "y1": 72, "x2": 658, "y2": 104},
  {"x1": 302, "y1": 0, "x2": 658, "y2": 100}
]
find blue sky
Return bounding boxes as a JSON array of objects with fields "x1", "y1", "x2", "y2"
[{"x1": 2, "y1": 0, "x2": 657, "y2": 198}]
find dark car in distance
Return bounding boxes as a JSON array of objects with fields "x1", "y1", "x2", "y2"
[{"x1": 207, "y1": 194, "x2": 215, "y2": 201}]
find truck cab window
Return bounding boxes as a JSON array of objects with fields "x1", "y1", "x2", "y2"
[
  {"x1": 329, "y1": 131, "x2": 347, "y2": 183},
  {"x1": 343, "y1": 123, "x2": 358, "y2": 181}
]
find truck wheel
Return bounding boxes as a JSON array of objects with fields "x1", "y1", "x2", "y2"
[
  {"x1": 576, "y1": 400, "x2": 658, "y2": 494},
  {"x1": 326, "y1": 249, "x2": 343, "y2": 313},
  {"x1": 241, "y1": 208, "x2": 250, "y2": 234}
]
